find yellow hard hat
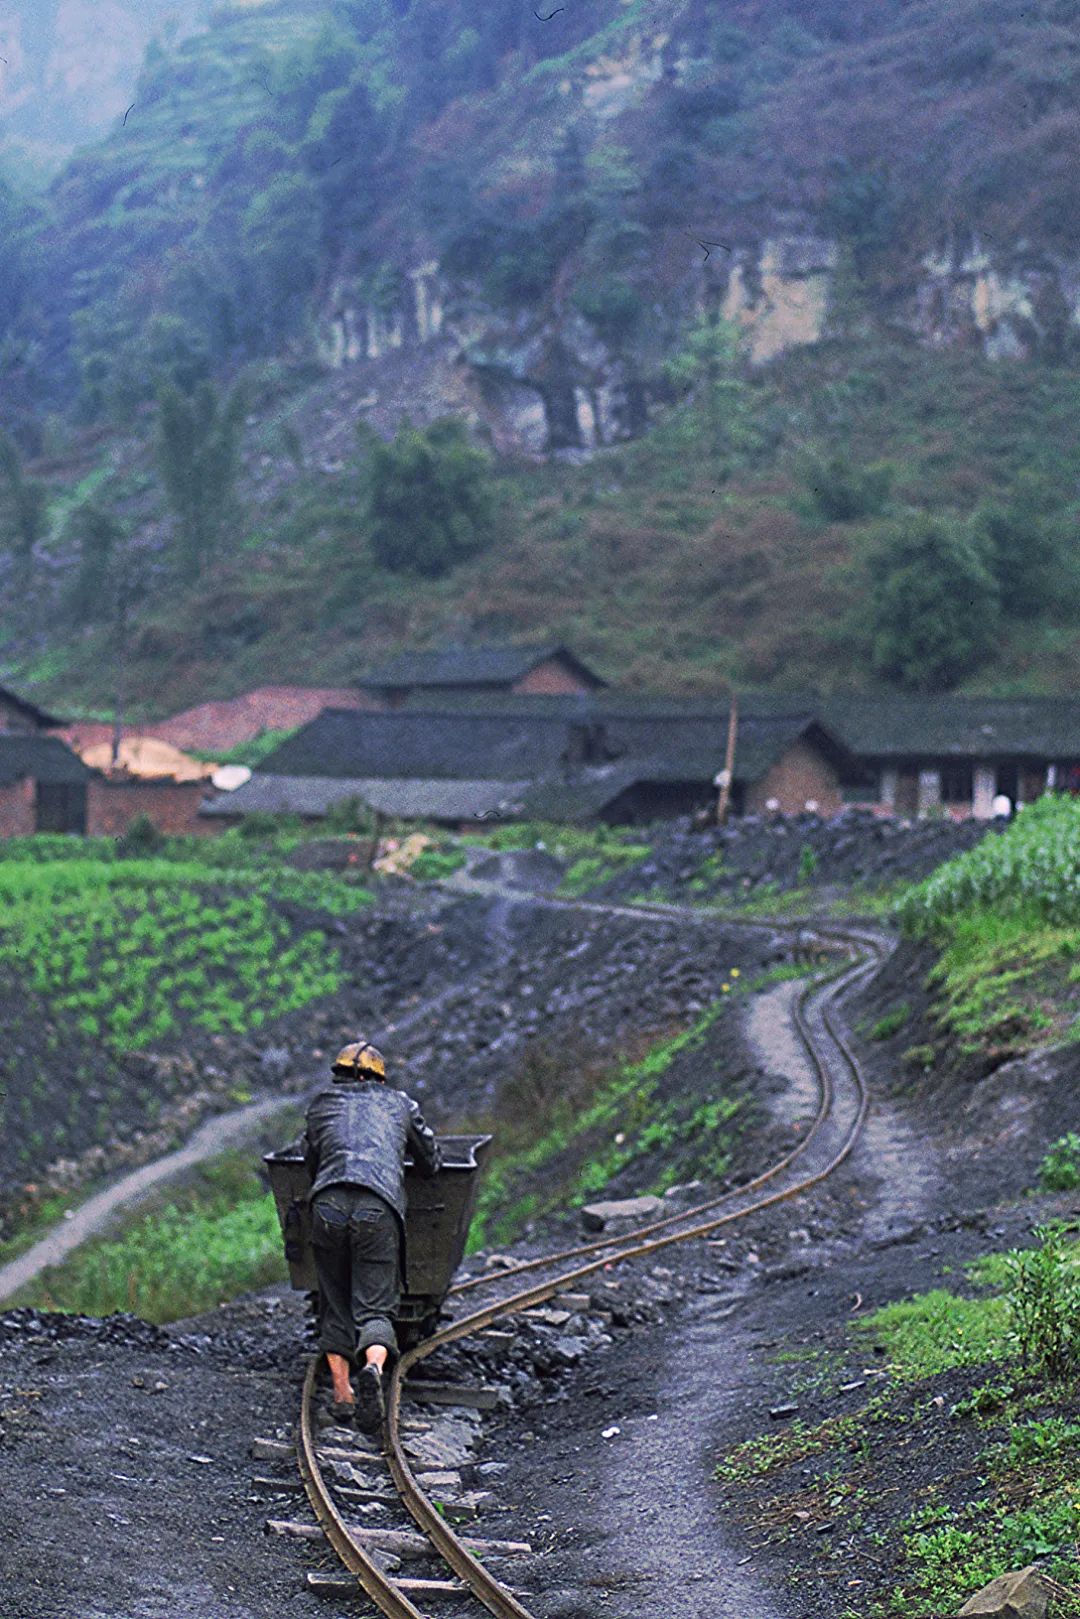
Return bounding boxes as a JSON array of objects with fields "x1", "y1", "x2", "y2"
[{"x1": 332, "y1": 1040, "x2": 386, "y2": 1080}]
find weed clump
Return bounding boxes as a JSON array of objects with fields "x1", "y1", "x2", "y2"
[
  {"x1": 1005, "y1": 1223, "x2": 1080, "y2": 1379},
  {"x1": 1039, "y1": 1133, "x2": 1080, "y2": 1192},
  {"x1": 868, "y1": 1001, "x2": 910, "y2": 1041}
]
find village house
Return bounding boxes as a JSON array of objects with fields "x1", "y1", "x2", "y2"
[
  {"x1": 0, "y1": 682, "x2": 60, "y2": 734},
  {"x1": 0, "y1": 731, "x2": 217, "y2": 838},
  {"x1": 0, "y1": 680, "x2": 216, "y2": 837},
  {"x1": 204, "y1": 696, "x2": 865, "y2": 827},
  {"x1": 358, "y1": 644, "x2": 606, "y2": 707},
  {"x1": 822, "y1": 696, "x2": 1080, "y2": 820}
]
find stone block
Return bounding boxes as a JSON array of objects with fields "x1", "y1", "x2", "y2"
[
  {"x1": 957, "y1": 1566, "x2": 1050, "y2": 1619},
  {"x1": 581, "y1": 1195, "x2": 663, "y2": 1231}
]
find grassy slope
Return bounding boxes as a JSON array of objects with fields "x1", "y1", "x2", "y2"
[
  {"x1": 716, "y1": 1231, "x2": 1080, "y2": 1617},
  {"x1": 8, "y1": 3, "x2": 1080, "y2": 707},
  {"x1": 13, "y1": 335, "x2": 1080, "y2": 715},
  {"x1": 895, "y1": 795, "x2": 1080, "y2": 1066},
  {"x1": 712, "y1": 817, "x2": 1080, "y2": 1617}
]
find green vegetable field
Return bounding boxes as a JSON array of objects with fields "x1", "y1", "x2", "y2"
[{"x1": 0, "y1": 839, "x2": 373, "y2": 1202}]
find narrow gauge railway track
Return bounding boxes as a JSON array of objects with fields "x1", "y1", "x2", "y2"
[{"x1": 296, "y1": 913, "x2": 891, "y2": 1618}]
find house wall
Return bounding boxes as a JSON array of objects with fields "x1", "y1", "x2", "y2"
[
  {"x1": 865, "y1": 758, "x2": 1066, "y2": 820},
  {"x1": 600, "y1": 780, "x2": 713, "y2": 824},
  {"x1": 0, "y1": 778, "x2": 36, "y2": 835},
  {"x1": 86, "y1": 779, "x2": 216, "y2": 837},
  {"x1": 0, "y1": 697, "x2": 41, "y2": 734},
  {"x1": 513, "y1": 658, "x2": 596, "y2": 696},
  {"x1": 746, "y1": 738, "x2": 843, "y2": 817}
]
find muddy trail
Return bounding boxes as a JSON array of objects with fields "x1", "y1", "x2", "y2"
[{"x1": 1, "y1": 863, "x2": 1077, "y2": 1619}]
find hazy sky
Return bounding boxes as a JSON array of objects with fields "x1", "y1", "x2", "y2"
[{"x1": 0, "y1": 0, "x2": 210, "y2": 171}]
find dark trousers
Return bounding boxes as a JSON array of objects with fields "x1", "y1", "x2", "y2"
[{"x1": 311, "y1": 1185, "x2": 401, "y2": 1361}]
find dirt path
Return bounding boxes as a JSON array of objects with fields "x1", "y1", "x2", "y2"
[
  {"x1": 0, "y1": 1094, "x2": 296, "y2": 1304},
  {"x1": 745, "y1": 978, "x2": 820, "y2": 1131},
  {"x1": 533, "y1": 981, "x2": 845, "y2": 1619},
  {"x1": 0, "y1": 972, "x2": 483, "y2": 1307}
]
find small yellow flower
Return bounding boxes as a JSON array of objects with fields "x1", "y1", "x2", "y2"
[
  {"x1": 721, "y1": 983, "x2": 731, "y2": 992},
  {"x1": 730, "y1": 968, "x2": 741, "y2": 977}
]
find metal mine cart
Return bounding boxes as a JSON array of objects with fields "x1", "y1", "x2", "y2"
[{"x1": 264, "y1": 1134, "x2": 493, "y2": 1345}]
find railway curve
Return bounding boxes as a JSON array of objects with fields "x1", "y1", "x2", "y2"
[{"x1": 296, "y1": 874, "x2": 894, "y2": 1618}]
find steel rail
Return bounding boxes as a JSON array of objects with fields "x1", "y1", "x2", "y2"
[
  {"x1": 296, "y1": 1357, "x2": 427, "y2": 1619},
  {"x1": 298, "y1": 916, "x2": 888, "y2": 1619},
  {"x1": 447, "y1": 924, "x2": 889, "y2": 1302},
  {"x1": 398, "y1": 937, "x2": 879, "y2": 1361}
]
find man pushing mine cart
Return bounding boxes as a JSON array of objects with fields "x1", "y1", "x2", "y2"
[{"x1": 265, "y1": 1038, "x2": 491, "y2": 1434}]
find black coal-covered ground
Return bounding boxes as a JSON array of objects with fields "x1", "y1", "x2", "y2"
[
  {"x1": 849, "y1": 934, "x2": 1080, "y2": 1210},
  {"x1": 589, "y1": 809, "x2": 1001, "y2": 907},
  {"x1": 239, "y1": 888, "x2": 789, "y2": 1128},
  {"x1": 4, "y1": 881, "x2": 784, "y2": 1237},
  {"x1": 5, "y1": 872, "x2": 1075, "y2": 1619}
]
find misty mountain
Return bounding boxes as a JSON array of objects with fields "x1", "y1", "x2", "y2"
[{"x1": 0, "y1": 0, "x2": 212, "y2": 179}]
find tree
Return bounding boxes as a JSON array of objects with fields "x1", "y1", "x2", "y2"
[
  {"x1": 971, "y1": 471, "x2": 1069, "y2": 619},
  {"x1": 241, "y1": 175, "x2": 322, "y2": 345},
  {"x1": 803, "y1": 452, "x2": 894, "y2": 521},
  {"x1": 63, "y1": 499, "x2": 141, "y2": 763},
  {"x1": 0, "y1": 427, "x2": 47, "y2": 583},
  {"x1": 664, "y1": 315, "x2": 749, "y2": 462},
  {"x1": 868, "y1": 513, "x2": 1000, "y2": 691},
  {"x1": 155, "y1": 380, "x2": 246, "y2": 582},
  {"x1": 303, "y1": 72, "x2": 383, "y2": 253},
  {"x1": 368, "y1": 417, "x2": 494, "y2": 578},
  {"x1": 65, "y1": 501, "x2": 126, "y2": 626},
  {"x1": 822, "y1": 164, "x2": 901, "y2": 273},
  {"x1": 0, "y1": 173, "x2": 40, "y2": 337}
]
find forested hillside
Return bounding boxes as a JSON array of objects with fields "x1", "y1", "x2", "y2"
[{"x1": 3, "y1": 0, "x2": 1080, "y2": 712}]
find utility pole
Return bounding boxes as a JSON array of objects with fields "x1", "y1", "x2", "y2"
[
  {"x1": 110, "y1": 565, "x2": 131, "y2": 772},
  {"x1": 715, "y1": 694, "x2": 738, "y2": 825}
]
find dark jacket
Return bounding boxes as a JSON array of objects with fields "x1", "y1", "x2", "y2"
[{"x1": 302, "y1": 1079, "x2": 441, "y2": 1224}]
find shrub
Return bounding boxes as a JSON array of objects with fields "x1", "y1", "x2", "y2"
[
  {"x1": 797, "y1": 844, "x2": 819, "y2": 883},
  {"x1": 368, "y1": 417, "x2": 494, "y2": 578},
  {"x1": 410, "y1": 847, "x2": 468, "y2": 881},
  {"x1": 1005, "y1": 1224, "x2": 1080, "y2": 1378},
  {"x1": 867, "y1": 512, "x2": 1000, "y2": 691},
  {"x1": 117, "y1": 813, "x2": 165, "y2": 857},
  {"x1": 572, "y1": 278, "x2": 644, "y2": 347},
  {"x1": 322, "y1": 796, "x2": 376, "y2": 836},
  {"x1": 1039, "y1": 1134, "x2": 1080, "y2": 1193},
  {"x1": 802, "y1": 451, "x2": 894, "y2": 521},
  {"x1": 970, "y1": 472, "x2": 1069, "y2": 620},
  {"x1": 869, "y1": 1002, "x2": 910, "y2": 1041}
]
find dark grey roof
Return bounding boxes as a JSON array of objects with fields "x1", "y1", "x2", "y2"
[
  {"x1": 822, "y1": 696, "x2": 1080, "y2": 760},
  {"x1": 261, "y1": 708, "x2": 588, "y2": 780},
  {"x1": 0, "y1": 682, "x2": 61, "y2": 728},
  {"x1": 521, "y1": 766, "x2": 651, "y2": 822},
  {"x1": 360, "y1": 643, "x2": 605, "y2": 691},
  {"x1": 259, "y1": 701, "x2": 861, "y2": 788},
  {"x1": 201, "y1": 774, "x2": 529, "y2": 823},
  {"x1": 0, "y1": 734, "x2": 93, "y2": 787}
]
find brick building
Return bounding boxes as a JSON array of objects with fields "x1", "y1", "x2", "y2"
[
  {"x1": 822, "y1": 696, "x2": 1080, "y2": 819},
  {"x1": 0, "y1": 683, "x2": 59, "y2": 735},
  {"x1": 0, "y1": 735, "x2": 214, "y2": 838},
  {"x1": 0, "y1": 737, "x2": 93, "y2": 834},
  {"x1": 229, "y1": 696, "x2": 861, "y2": 826},
  {"x1": 359, "y1": 644, "x2": 605, "y2": 707}
]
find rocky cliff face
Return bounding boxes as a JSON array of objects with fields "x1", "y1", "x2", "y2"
[
  {"x1": 306, "y1": 0, "x2": 1080, "y2": 457},
  {"x1": 316, "y1": 230, "x2": 1080, "y2": 458},
  {"x1": 317, "y1": 263, "x2": 650, "y2": 460}
]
